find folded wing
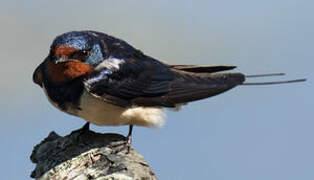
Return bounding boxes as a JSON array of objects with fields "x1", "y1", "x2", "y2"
[{"x1": 84, "y1": 57, "x2": 244, "y2": 107}]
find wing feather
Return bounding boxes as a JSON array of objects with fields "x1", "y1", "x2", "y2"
[
  {"x1": 84, "y1": 46, "x2": 244, "y2": 107},
  {"x1": 169, "y1": 65, "x2": 236, "y2": 73}
]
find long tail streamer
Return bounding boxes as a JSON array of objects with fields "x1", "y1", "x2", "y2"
[{"x1": 242, "y1": 73, "x2": 306, "y2": 85}]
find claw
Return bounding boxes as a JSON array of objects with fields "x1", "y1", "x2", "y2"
[{"x1": 108, "y1": 125, "x2": 134, "y2": 153}]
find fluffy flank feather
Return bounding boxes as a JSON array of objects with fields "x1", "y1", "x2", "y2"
[{"x1": 121, "y1": 107, "x2": 165, "y2": 128}]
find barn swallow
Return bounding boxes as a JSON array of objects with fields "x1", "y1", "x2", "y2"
[{"x1": 32, "y1": 31, "x2": 305, "y2": 150}]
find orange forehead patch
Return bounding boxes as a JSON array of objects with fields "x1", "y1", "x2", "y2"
[
  {"x1": 47, "y1": 61, "x2": 93, "y2": 83},
  {"x1": 54, "y1": 45, "x2": 78, "y2": 57}
]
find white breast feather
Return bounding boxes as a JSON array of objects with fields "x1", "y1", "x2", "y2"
[{"x1": 77, "y1": 91, "x2": 165, "y2": 128}]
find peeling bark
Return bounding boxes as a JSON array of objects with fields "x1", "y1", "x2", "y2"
[{"x1": 30, "y1": 128, "x2": 157, "y2": 180}]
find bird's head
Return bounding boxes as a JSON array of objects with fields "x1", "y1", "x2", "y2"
[{"x1": 33, "y1": 31, "x2": 106, "y2": 86}]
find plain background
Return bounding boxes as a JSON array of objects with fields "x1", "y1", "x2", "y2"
[{"x1": 0, "y1": 0, "x2": 313, "y2": 179}]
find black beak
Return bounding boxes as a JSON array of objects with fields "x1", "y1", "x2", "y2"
[{"x1": 33, "y1": 62, "x2": 44, "y2": 87}]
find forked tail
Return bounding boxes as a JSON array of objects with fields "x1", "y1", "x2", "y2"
[{"x1": 242, "y1": 73, "x2": 306, "y2": 85}]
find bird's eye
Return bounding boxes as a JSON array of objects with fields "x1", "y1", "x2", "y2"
[
  {"x1": 82, "y1": 50, "x2": 88, "y2": 55},
  {"x1": 70, "y1": 50, "x2": 89, "y2": 60}
]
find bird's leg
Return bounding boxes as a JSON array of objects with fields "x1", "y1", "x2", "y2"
[
  {"x1": 126, "y1": 125, "x2": 133, "y2": 152},
  {"x1": 109, "y1": 125, "x2": 134, "y2": 153}
]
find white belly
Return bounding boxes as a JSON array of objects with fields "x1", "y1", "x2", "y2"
[{"x1": 76, "y1": 90, "x2": 165, "y2": 128}]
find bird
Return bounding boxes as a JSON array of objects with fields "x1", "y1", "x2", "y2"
[{"x1": 32, "y1": 30, "x2": 305, "y2": 150}]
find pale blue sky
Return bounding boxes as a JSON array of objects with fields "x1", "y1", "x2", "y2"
[{"x1": 0, "y1": 0, "x2": 313, "y2": 179}]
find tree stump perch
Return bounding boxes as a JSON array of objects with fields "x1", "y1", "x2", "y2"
[{"x1": 30, "y1": 128, "x2": 157, "y2": 180}]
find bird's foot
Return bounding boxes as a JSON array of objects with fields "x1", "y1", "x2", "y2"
[
  {"x1": 126, "y1": 134, "x2": 132, "y2": 153},
  {"x1": 109, "y1": 135, "x2": 132, "y2": 154}
]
